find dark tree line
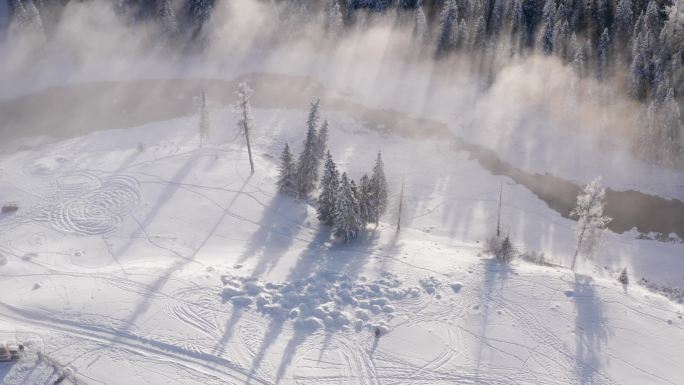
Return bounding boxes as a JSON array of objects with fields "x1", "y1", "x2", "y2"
[{"x1": 5, "y1": 0, "x2": 684, "y2": 166}]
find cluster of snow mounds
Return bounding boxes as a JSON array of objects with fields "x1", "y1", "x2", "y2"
[
  {"x1": 23, "y1": 172, "x2": 140, "y2": 235},
  {"x1": 221, "y1": 271, "x2": 422, "y2": 333}
]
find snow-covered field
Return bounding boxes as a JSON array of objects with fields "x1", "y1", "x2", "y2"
[{"x1": 0, "y1": 102, "x2": 683, "y2": 384}]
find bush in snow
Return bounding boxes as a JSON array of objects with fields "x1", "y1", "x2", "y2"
[
  {"x1": 618, "y1": 268, "x2": 629, "y2": 285},
  {"x1": 485, "y1": 234, "x2": 516, "y2": 263}
]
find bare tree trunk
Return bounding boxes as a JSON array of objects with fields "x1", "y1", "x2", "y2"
[
  {"x1": 397, "y1": 176, "x2": 404, "y2": 231},
  {"x1": 242, "y1": 98, "x2": 255, "y2": 174},
  {"x1": 496, "y1": 181, "x2": 503, "y2": 237}
]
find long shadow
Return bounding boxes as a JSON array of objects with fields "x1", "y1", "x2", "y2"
[
  {"x1": 246, "y1": 318, "x2": 285, "y2": 385},
  {"x1": 267, "y1": 229, "x2": 379, "y2": 380},
  {"x1": 239, "y1": 195, "x2": 308, "y2": 279},
  {"x1": 116, "y1": 151, "x2": 201, "y2": 258},
  {"x1": 214, "y1": 195, "x2": 308, "y2": 362},
  {"x1": 473, "y1": 258, "x2": 512, "y2": 383},
  {"x1": 573, "y1": 274, "x2": 608, "y2": 385},
  {"x1": 273, "y1": 328, "x2": 309, "y2": 383},
  {"x1": 115, "y1": 174, "x2": 253, "y2": 336}
]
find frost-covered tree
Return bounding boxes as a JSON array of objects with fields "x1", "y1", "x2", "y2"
[
  {"x1": 198, "y1": 89, "x2": 209, "y2": 146},
  {"x1": 413, "y1": 4, "x2": 428, "y2": 44},
  {"x1": 278, "y1": 143, "x2": 298, "y2": 197},
  {"x1": 597, "y1": 28, "x2": 610, "y2": 79},
  {"x1": 570, "y1": 177, "x2": 612, "y2": 270},
  {"x1": 614, "y1": 0, "x2": 633, "y2": 53},
  {"x1": 157, "y1": 0, "x2": 178, "y2": 35},
  {"x1": 436, "y1": 0, "x2": 458, "y2": 56},
  {"x1": 235, "y1": 82, "x2": 255, "y2": 173},
  {"x1": 539, "y1": 0, "x2": 555, "y2": 55},
  {"x1": 296, "y1": 100, "x2": 321, "y2": 196},
  {"x1": 490, "y1": 0, "x2": 505, "y2": 37},
  {"x1": 10, "y1": 0, "x2": 43, "y2": 37},
  {"x1": 334, "y1": 172, "x2": 362, "y2": 242},
  {"x1": 317, "y1": 151, "x2": 339, "y2": 225},
  {"x1": 369, "y1": 152, "x2": 389, "y2": 225},
  {"x1": 572, "y1": 34, "x2": 586, "y2": 77},
  {"x1": 327, "y1": 0, "x2": 343, "y2": 34},
  {"x1": 316, "y1": 119, "x2": 329, "y2": 163},
  {"x1": 188, "y1": 0, "x2": 213, "y2": 26},
  {"x1": 358, "y1": 174, "x2": 373, "y2": 225}
]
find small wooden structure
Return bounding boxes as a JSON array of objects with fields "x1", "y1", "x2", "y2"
[{"x1": 0, "y1": 341, "x2": 24, "y2": 362}]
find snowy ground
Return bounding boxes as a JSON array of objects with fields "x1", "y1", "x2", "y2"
[{"x1": 0, "y1": 104, "x2": 683, "y2": 384}]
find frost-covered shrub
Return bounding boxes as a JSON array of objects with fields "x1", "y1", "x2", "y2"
[{"x1": 484, "y1": 235, "x2": 516, "y2": 263}]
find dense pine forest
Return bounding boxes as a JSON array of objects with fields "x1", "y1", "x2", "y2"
[{"x1": 4, "y1": 0, "x2": 684, "y2": 167}]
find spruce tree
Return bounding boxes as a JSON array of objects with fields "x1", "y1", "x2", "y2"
[
  {"x1": 296, "y1": 100, "x2": 321, "y2": 197},
  {"x1": 413, "y1": 4, "x2": 428, "y2": 44},
  {"x1": 358, "y1": 174, "x2": 373, "y2": 225},
  {"x1": 614, "y1": 0, "x2": 633, "y2": 54},
  {"x1": 327, "y1": 0, "x2": 343, "y2": 34},
  {"x1": 334, "y1": 173, "x2": 362, "y2": 242},
  {"x1": 278, "y1": 143, "x2": 298, "y2": 197},
  {"x1": 157, "y1": 0, "x2": 178, "y2": 35},
  {"x1": 436, "y1": 0, "x2": 458, "y2": 57},
  {"x1": 316, "y1": 119, "x2": 329, "y2": 163},
  {"x1": 597, "y1": 28, "x2": 610, "y2": 80},
  {"x1": 369, "y1": 152, "x2": 389, "y2": 226},
  {"x1": 318, "y1": 151, "x2": 340, "y2": 225}
]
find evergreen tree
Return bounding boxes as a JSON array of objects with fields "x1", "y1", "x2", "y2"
[
  {"x1": 369, "y1": 152, "x2": 389, "y2": 226},
  {"x1": 327, "y1": 0, "x2": 343, "y2": 34},
  {"x1": 413, "y1": 4, "x2": 428, "y2": 43},
  {"x1": 278, "y1": 143, "x2": 298, "y2": 197},
  {"x1": 490, "y1": 0, "x2": 505, "y2": 37},
  {"x1": 660, "y1": 88, "x2": 683, "y2": 164},
  {"x1": 316, "y1": 119, "x2": 329, "y2": 163},
  {"x1": 188, "y1": 0, "x2": 213, "y2": 26},
  {"x1": 157, "y1": 0, "x2": 178, "y2": 35},
  {"x1": 572, "y1": 33, "x2": 586, "y2": 77},
  {"x1": 198, "y1": 89, "x2": 209, "y2": 146},
  {"x1": 597, "y1": 28, "x2": 610, "y2": 79},
  {"x1": 436, "y1": 0, "x2": 458, "y2": 57},
  {"x1": 318, "y1": 151, "x2": 340, "y2": 225},
  {"x1": 334, "y1": 172, "x2": 362, "y2": 242},
  {"x1": 358, "y1": 174, "x2": 373, "y2": 225},
  {"x1": 614, "y1": 0, "x2": 633, "y2": 54},
  {"x1": 539, "y1": 0, "x2": 555, "y2": 55},
  {"x1": 570, "y1": 177, "x2": 612, "y2": 270},
  {"x1": 473, "y1": 15, "x2": 487, "y2": 49},
  {"x1": 296, "y1": 100, "x2": 322, "y2": 196}
]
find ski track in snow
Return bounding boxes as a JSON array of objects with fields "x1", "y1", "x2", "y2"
[{"x1": 20, "y1": 171, "x2": 140, "y2": 236}]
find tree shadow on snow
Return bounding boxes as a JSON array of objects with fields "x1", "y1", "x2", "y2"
[
  {"x1": 573, "y1": 273, "x2": 609, "y2": 385},
  {"x1": 246, "y1": 227, "x2": 380, "y2": 383},
  {"x1": 473, "y1": 258, "x2": 512, "y2": 382},
  {"x1": 238, "y1": 194, "x2": 308, "y2": 279},
  {"x1": 114, "y1": 171, "x2": 253, "y2": 338}
]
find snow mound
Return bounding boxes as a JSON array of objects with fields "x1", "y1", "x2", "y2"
[
  {"x1": 419, "y1": 276, "x2": 442, "y2": 294},
  {"x1": 221, "y1": 271, "x2": 419, "y2": 333}
]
